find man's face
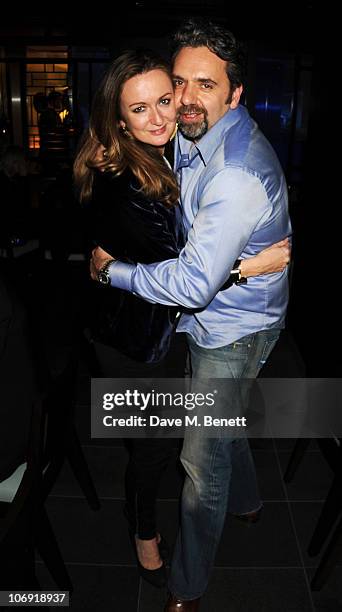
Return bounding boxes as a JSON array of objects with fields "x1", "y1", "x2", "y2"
[{"x1": 172, "y1": 46, "x2": 242, "y2": 140}]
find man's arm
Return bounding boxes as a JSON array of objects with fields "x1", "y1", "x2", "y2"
[{"x1": 95, "y1": 168, "x2": 275, "y2": 309}]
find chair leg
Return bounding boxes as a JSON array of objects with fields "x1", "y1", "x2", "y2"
[
  {"x1": 311, "y1": 514, "x2": 342, "y2": 590},
  {"x1": 35, "y1": 506, "x2": 73, "y2": 592},
  {"x1": 66, "y1": 425, "x2": 101, "y2": 511},
  {"x1": 308, "y1": 476, "x2": 342, "y2": 556},
  {"x1": 283, "y1": 438, "x2": 311, "y2": 482}
]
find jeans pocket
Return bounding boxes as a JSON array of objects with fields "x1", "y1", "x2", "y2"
[
  {"x1": 258, "y1": 333, "x2": 280, "y2": 368},
  {"x1": 226, "y1": 333, "x2": 254, "y2": 355}
]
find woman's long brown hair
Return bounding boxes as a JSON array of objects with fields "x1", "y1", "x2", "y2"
[{"x1": 73, "y1": 49, "x2": 179, "y2": 207}]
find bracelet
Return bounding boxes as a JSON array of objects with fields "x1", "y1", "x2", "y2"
[{"x1": 99, "y1": 258, "x2": 115, "y2": 273}]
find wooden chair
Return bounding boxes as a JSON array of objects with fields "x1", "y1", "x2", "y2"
[
  {"x1": 0, "y1": 392, "x2": 70, "y2": 590},
  {"x1": 311, "y1": 511, "x2": 342, "y2": 590},
  {"x1": 0, "y1": 353, "x2": 100, "y2": 591},
  {"x1": 284, "y1": 437, "x2": 342, "y2": 589}
]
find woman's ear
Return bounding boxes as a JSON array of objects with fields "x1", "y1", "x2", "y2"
[{"x1": 119, "y1": 120, "x2": 126, "y2": 130}]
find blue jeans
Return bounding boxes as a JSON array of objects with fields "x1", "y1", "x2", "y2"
[{"x1": 168, "y1": 328, "x2": 280, "y2": 600}]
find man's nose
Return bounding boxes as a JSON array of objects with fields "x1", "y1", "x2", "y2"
[{"x1": 180, "y1": 83, "x2": 196, "y2": 106}]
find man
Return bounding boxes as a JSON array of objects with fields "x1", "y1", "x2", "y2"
[{"x1": 91, "y1": 19, "x2": 291, "y2": 611}]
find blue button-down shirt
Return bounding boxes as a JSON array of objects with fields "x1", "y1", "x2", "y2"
[{"x1": 109, "y1": 105, "x2": 292, "y2": 348}]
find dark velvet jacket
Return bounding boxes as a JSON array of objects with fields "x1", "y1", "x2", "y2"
[{"x1": 88, "y1": 167, "x2": 185, "y2": 363}]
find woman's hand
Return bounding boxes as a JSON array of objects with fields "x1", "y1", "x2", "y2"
[
  {"x1": 94, "y1": 144, "x2": 107, "y2": 170},
  {"x1": 240, "y1": 238, "x2": 291, "y2": 278},
  {"x1": 90, "y1": 246, "x2": 115, "y2": 280}
]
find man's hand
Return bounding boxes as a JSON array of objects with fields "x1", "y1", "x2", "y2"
[
  {"x1": 240, "y1": 238, "x2": 291, "y2": 278},
  {"x1": 90, "y1": 246, "x2": 115, "y2": 281}
]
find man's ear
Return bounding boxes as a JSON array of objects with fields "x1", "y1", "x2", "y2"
[{"x1": 230, "y1": 85, "x2": 243, "y2": 110}]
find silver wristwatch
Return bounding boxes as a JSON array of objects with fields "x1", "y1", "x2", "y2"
[{"x1": 97, "y1": 259, "x2": 114, "y2": 285}]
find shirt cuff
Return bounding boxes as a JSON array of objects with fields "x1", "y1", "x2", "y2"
[{"x1": 108, "y1": 260, "x2": 135, "y2": 292}]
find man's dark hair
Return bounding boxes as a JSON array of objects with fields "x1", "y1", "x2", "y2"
[{"x1": 171, "y1": 18, "x2": 246, "y2": 90}]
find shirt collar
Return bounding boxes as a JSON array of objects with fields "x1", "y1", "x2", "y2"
[{"x1": 176, "y1": 105, "x2": 246, "y2": 169}]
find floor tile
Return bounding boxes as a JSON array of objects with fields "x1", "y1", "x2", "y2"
[
  {"x1": 35, "y1": 562, "x2": 139, "y2": 612},
  {"x1": 308, "y1": 566, "x2": 342, "y2": 611},
  {"x1": 290, "y1": 502, "x2": 330, "y2": 568},
  {"x1": 273, "y1": 439, "x2": 320, "y2": 453},
  {"x1": 217, "y1": 502, "x2": 301, "y2": 567},
  {"x1": 252, "y1": 450, "x2": 286, "y2": 501},
  {"x1": 291, "y1": 502, "x2": 342, "y2": 572},
  {"x1": 138, "y1": 580, "x2": 168, "y2": 612},
  {"x1": 202, "y1": 567, "x2": 313, "y2": 612},
  {"x1": 139, "y1": 567, "x2": 314, "y2": 612},
  {"x1": 249, "y1": 438, "x2": 274, "y2": 451},
  {"x1": 45, "y1": 497, "x2": 135, "y2": 565},
  {"x1": 278, "y1": 452, "x2": 333, "y2": 501},
  {"x1": 45, "y1": 497, "x2": 179, "y2": 565}
]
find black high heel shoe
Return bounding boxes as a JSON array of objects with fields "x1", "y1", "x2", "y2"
[
  {"x1": 156, "y1": 533, "x2": 170, "y2": 563},
  {"x1": 128, "y1": 531, "x2": 167, "y2": 588},
  {"x1": 124, "y1": 505, "x2": 168, "y2": 588}
]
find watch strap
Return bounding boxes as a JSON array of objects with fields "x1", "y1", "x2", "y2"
[{"x1": 230, "y1": 259, "x2": 247, "y2": 285}]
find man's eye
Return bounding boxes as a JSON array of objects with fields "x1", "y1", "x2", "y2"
[
  {"x1": 132, "y1": 106, "x2": 145, "y2": 113},
  {"x1": 160, "y1": 98, "x2": 171, "y2": 105},
  {"x1": 201, "y1": 83, "x2": 213, "y2": 89},
  {"x1": 173, "y1": 80, "x2": 183, "y2": 87}
]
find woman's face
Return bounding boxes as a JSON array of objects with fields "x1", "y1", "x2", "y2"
[{"x1": 119, "y1": 69, "x2": 176, "y2": 148}]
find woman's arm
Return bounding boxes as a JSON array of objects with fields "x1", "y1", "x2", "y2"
[{"x1": 239, "y1": 238, "x2": 291, "y2": 278}]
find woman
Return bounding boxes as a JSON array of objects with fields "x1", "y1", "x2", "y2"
[{"x1": 74, "y1": 49, "x2": 289, "y2": 587}]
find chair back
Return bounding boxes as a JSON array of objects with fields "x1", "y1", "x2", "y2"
[
  {"x1": 0, "y1": 352, "x2": 77, "y2": 546},
  {"x1": 0, "y1": 393, "x2": 45, "y2": 588}
]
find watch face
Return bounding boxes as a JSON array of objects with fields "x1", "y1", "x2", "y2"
[{"x1": 98, "y1": 271, "x2": 110, "y2": 285}]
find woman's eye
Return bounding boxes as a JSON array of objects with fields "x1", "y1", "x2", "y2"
[{"x1": 132, "y1": 106, "x2": 145, "y2": 113}]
